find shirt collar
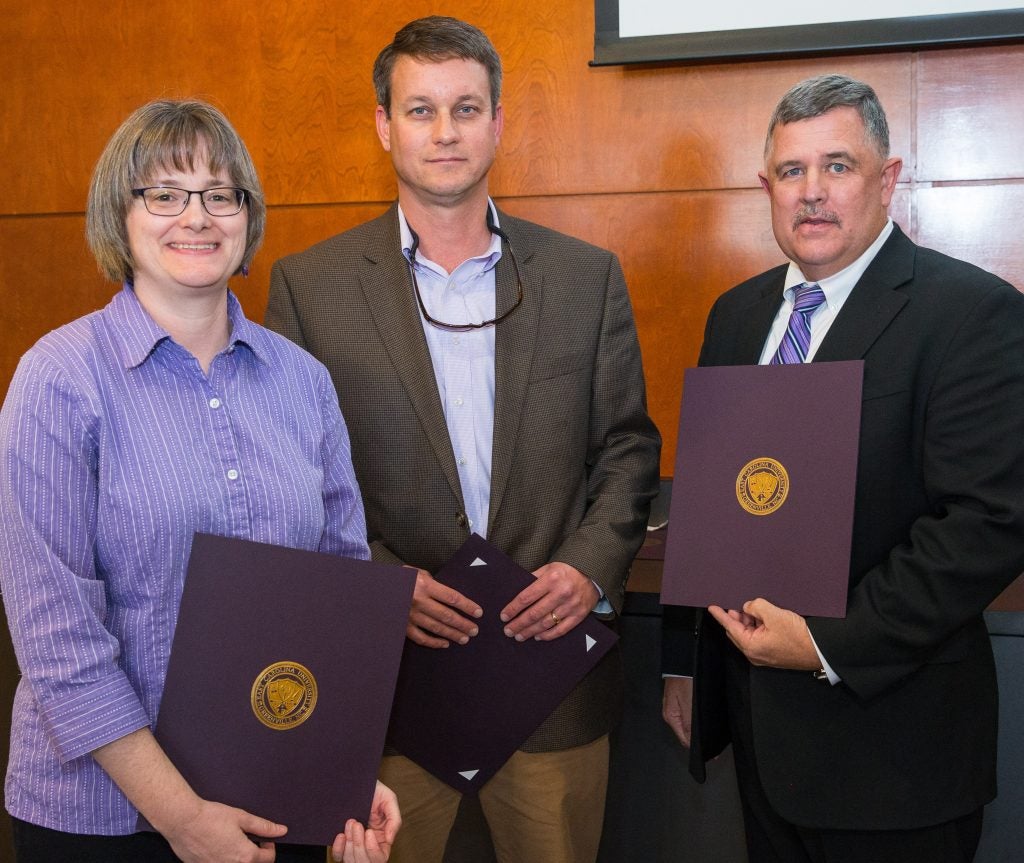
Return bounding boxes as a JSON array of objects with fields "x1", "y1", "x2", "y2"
[
  {"x1": 783, "y1": 218, "x2": 894, "y2": 308},
  {"x1": 108, "y1": 284, "x2": 271, "y2": 369},
  {"x1": 398, "y1": 200, "x2": 503, "y2": 268}
]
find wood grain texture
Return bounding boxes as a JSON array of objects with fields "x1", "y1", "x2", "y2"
[
  {"x1": 916, "y1": 185, "x2": 1024, "y2": 289},
  {"x1": 0, "y1": 0, "x2": 919, "y2": 213},
  {"x1": 0, "y1": 216, "x2": 110, "y2": 389},
  {"x1": 917, "y1": 46, "x2": 1024, "y2": 182}
]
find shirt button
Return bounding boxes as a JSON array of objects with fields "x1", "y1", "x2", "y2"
[
  {"x1": 226, "y1": 469, "x2": 239, "y2": 481},
  {"x1": 454, "y1": 397, "x2": 464, "y2": 407},
  {"x1": 458, "y1": 458, "x2": 467, "y2": 466},
  {"x1": 209, "y1": 397, "x2": 221, "y2": 409}
]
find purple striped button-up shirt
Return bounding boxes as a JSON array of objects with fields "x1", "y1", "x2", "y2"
[{"x1": 0, "y1": 285, "x2": 369, "y2": 834}]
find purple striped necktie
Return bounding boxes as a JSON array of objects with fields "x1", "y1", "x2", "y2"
[{"x1": 770, "y1": 283, "x2": 826, "y2": 365}]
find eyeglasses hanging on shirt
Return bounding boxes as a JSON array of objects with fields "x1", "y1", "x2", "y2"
[{"x1": 405, "y1": 211, "x2": 523, "y2": 331}]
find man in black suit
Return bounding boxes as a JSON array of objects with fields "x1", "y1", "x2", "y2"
[{"x1": 662, "y1": 74, "x2": 1024, "y2": 862}]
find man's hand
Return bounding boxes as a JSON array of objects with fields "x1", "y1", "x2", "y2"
[
  {"x1": 500, "y1": 562, "x2": 599, "y2": 642},
  {"x1": 708, "y1": 599, "x2": 820, "y2": 670},
  {"x1": 405, "y1": 567, "x2": 482, "y2": 648},
  {"x1": 662, "y1": 676, "x2": 693, "y2": 748}
]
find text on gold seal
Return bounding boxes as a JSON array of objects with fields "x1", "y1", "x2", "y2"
[
  {"x1": 251, "y1": 661, "x2": 318, "y2": 731},
  {"x1": 736, "y1": 457, "x2": 789, "y2": 516}
]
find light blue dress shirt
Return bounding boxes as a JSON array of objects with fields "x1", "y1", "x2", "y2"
[{"x1": 399, "y1": 204, "x2": 501, "y2": 539}]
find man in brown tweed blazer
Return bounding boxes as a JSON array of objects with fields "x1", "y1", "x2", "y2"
[{"x1": 265, "y1": 15, "x2": 660, "y2": 863}]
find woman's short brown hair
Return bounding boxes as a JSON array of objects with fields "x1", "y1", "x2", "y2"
[{"x1": 86, "y1": 99, "x2": 265, "y2": 284}]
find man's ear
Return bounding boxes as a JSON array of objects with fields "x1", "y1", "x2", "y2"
[
  {"x1": 879, "y1": 156, "x2": 902, "y2": 207},
  {"x1": 491, "y1": 102, "x2": 504, "y2": 144},
  {"x1": 375, "y1": 105, "x2": 392, "y2": 152}
]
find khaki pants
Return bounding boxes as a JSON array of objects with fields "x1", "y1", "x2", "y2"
[{"x1": 380, "y1": 735, "x2": 610, "y2": 863}]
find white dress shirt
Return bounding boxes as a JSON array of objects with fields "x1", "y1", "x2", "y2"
[{"x1": 759, "y1": 219, "x2": 894, "y2": 682}]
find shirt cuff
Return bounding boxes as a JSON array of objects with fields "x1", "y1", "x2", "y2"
[
  {"x1": 807, "y1": 628, "x2": 841, "y2": 685},
  {"x1": 38, "y1": 675, "x2": 151, "y2": 764}
]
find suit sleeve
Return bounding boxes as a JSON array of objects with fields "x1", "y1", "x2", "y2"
[
  {"x1": 660, "y1": 295, "x2": 723, "y2": 675},
  {"x1": 810, "y1": 280, "x2": 1024, "y2": 699},
  {"x1": 549, "y1": 254, "x2": 661, "y2": 614},
  {"x1": 315, "y1": 367, "x2": 371, "y2": 561},
  {"x1": 266, "y1": 260, "x2": 310, "y2": 351}
]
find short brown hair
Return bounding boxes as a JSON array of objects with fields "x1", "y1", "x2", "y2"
[
  {"x1": 86, "y1": 99, "x2": 266, "y2": 284},
  {"x1": 373, "y1": 16, "x2": 502, "y2": 117}
]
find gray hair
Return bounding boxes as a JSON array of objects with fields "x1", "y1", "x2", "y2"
[
  {"x1": 764, "y1": 74, "x2": 890, "y2": 160},
  {"x1": 373, "y1": 16, "x2": 502, "y2": 118},
  {"x1": 86, "y1": 99, "x2": 265, "y2": 284}
]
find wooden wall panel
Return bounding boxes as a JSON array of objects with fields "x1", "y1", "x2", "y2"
[
  {"x1": 0, "y1": 216, "x2": 108, "y2": 388},
  {"x1": 1, "y1": 2, "x2": 919, "y2": 211},
  {"x1": 916, "y1": 46, "x2": 1024, "y2": 182},
  {"x1": 916, "y1": 186, "x2": 1024, "y2": 288},
  {"x1": 2, "y1": 2, "x2": 270, "y2": 215},
  {"x1": 497, "y1": 54, "x2": 915, "y2": 196}
]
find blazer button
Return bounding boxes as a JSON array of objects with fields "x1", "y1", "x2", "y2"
[{"x1": 456, "y1": 513, "x2": 468, "y2": 528}]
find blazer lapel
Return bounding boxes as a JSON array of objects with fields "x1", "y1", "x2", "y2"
[
  {"x1": 707, "y1": 267, "x2": 786, "y2": 366},
  {"x1": 488, "y1": 214, "x2": 541, "y2": 533},
  {"x1": 814, "y1": 225, "x2": 914, "y2": 363},
  {"x1": 360, "y1": 206, "x2": 465, "y2": 507},
  {"x1": 738, "y1": 281, "x2": 786, "y2": 364}
]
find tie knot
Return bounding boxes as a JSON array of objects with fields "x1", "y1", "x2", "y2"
[
  {"x1": 769, "y1": 283, "x2": 826, "y2": 365},
  {"x1": 793, "y1": 283, "x2": 826, "y2": 314}
]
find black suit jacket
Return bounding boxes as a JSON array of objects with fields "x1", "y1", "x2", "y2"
[
  {"x1": 267, "y1": 205, "x2": 661, "y2": 751},
  {"x1": 664, "y1": 225, "x2": 1024, "y2": 829}
]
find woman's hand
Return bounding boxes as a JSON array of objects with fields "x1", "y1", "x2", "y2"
[
  {"x1": 159, "y1": 799, "x2": 286, "y2": 863},
  {"x1": 92, "y1": 728, "x2": 287, "y2": 862},
  {"x1": 330, "y1": 781, "x2": 401, "y2": 862}
]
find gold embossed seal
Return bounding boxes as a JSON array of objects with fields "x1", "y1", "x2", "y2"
[
  {"x1": 251, "y1": 661, "x2": 318, "y2": 731},
  {"x1": 736, "y1": 457, "x2": 789, "y2": 516}
]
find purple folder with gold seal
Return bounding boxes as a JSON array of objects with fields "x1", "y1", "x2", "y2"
[
  {"x1": 660, "y1": 361, "x2": 863, "y2": 617},
  {"x1": 138, "y1": 533, "x2": 415, "y2": 845},
  {"x1": 387, "y1": 534, "x2": 618, "y2": 792}
]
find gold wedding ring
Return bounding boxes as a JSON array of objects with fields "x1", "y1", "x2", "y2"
[{"x1": 550, "y1": 611, "x2": 561, "y2": 626}]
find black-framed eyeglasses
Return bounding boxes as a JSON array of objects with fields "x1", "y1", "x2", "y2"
[
  {"x1": 406, "y1": 217, "x2": 523, "y2": 331},
  {"x1": 131, "y1": 186, "x2": 248, "y2": 217}
]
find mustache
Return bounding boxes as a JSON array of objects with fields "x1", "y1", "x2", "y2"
[{"x1": 793, "y1": 206, "x2": 840, "y2": 228}]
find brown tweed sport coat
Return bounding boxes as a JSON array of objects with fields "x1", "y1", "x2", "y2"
[{"x1": 266, "y1": 203, "x2": 661, "y2": 751}]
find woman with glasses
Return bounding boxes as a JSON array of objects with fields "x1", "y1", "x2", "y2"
[{"x1": 0, "y1": 100, "x2": 398, "y2": 863}]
